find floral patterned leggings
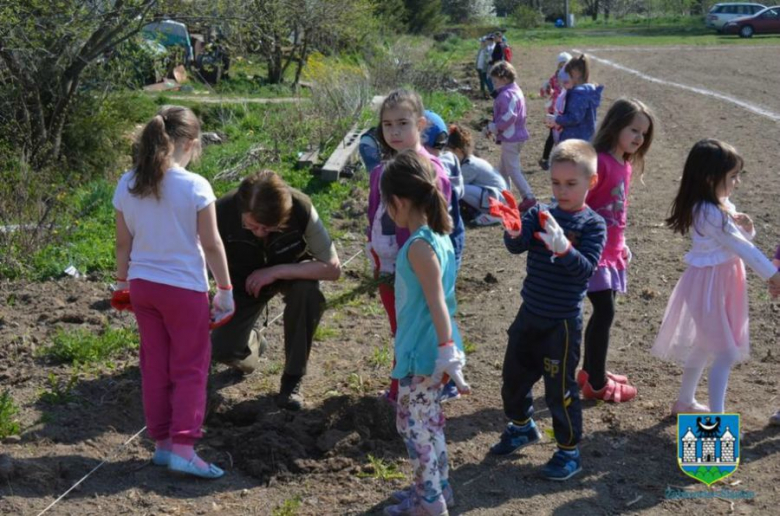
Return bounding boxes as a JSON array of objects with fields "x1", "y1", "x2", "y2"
[{"x1": 396, "y1": 375, "x2": 449, "y2": 503}]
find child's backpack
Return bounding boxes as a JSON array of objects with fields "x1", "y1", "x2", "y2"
[{"x1": 504, "y1": 45, "x2": 513, "y2": 63}]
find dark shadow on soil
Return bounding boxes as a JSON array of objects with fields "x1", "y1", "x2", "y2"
[{"x1": 29, "y1": 366, "x2": 145, "y2": 445}]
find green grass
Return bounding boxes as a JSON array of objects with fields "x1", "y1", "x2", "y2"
[
  {"x1": 38, "y1": 371, "x2": 79, "y2": 405},
  {"x1": 463, "y1": 338, "x2": 477, "y2": 355},
  {"x1": 357, "y1": 454, "x2": 406, "y2": 481},
  {"x1": 39, "y1": 326, "x2": 139, "y2": 365},
  {"x1": 368, "y1": 344, "x2": 392, "y2": 369},
  {"x1": 272, "y1": 496, "x2": 302, "y2": 516},
  {"x1": 0, "y1": 390, "x2": 21, "y2": 438},
  {"x1": 313, "y1": 324, "x2": 340, "y2": 342}
]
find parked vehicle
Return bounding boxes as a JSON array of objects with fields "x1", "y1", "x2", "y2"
[
  {"x1": 706, "y1": 3, "x2": 766, "y2": 30},
  {"x1": 142, "y1": 20, "x2": 194, "y2": 65},
  {"x1": 722, "y1": 5, "x2": 780, "y2": 36}
]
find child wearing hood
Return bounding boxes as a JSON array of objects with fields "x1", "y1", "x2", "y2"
[{"x1": 549, "y1": 54, "x2": 604, "y2": 143}]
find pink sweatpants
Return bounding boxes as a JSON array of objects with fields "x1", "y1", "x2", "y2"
[{"x1": 130, "y1": 279, "x2": 211, "y2": 445}]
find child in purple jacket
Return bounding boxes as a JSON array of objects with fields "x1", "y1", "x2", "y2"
[{"x1": 484, "y1": 61, "x2": 536, "y2": 213}]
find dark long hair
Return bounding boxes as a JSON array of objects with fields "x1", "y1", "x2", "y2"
[
  {"x1": 131, "y1": 106, "x2": 201, "y2": 199},
  {"x1": 380, "y1": 149, "x2": 452, "y2": 235},
  {"x1": 593, "y1": 98, "x2": 655, "y2": 178},
  {"x1": 376, "y1": 89, "x2": 425, "y2": 157},
  {"x1": 666, "y1": 139, "x2": 743, "y2": 235}
]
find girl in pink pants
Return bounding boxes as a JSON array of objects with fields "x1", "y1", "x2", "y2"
[{"x1": 112, "y1": 106, "x2": 235, "y2": 479}]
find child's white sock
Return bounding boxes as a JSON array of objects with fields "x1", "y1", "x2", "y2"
[
  {"x1": 678, "y1": 365, "x2": 705, "y2": 405},
  {"x1": 708, "y1": 352, "x2": 736, "y2": 413}
]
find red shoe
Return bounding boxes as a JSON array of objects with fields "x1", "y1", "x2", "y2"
[
  {"x1": 581, "y1": 377, "x2": 637, "y2": 403},
  {"x1": 576, "y1": 369, "x2": 629, "y2": 389}
]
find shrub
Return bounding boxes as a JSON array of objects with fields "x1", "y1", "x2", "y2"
[{"x1": 512, "y1": 5, "x2": 544, "y2": 29}]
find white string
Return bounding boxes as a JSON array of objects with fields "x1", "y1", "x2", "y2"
[
  {"x1": 39, "y1": 248, "x2": 365, "y2": 512},
  {"x1": 36, "y1": 426, "x2": 147, "y2": 516}
]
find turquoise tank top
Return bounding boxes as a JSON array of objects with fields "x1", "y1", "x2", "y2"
[{"x1": 392, "y1": 225, "x2": 463, "y2": 379}]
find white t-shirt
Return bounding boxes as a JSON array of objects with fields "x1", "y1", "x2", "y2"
[{"x1": 112, "y1": 167, "x2": 216, "y2": 292}]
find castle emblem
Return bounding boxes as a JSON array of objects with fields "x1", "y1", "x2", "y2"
[{"x1": 677, "y1": 413, "x2": 740, "y2": 486}]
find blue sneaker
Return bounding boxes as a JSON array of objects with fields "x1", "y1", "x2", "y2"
[
  {"x1": 439, "y1": 380, "x2": 461, "y2": 403},
  {"x1": 152, "y1": 449, "x2": 171, "y2": 466},
  {"x1": 542, "y1": 448, "x2": 582, "y2": 481},
  {"x1": 489, "y1": 420, "x2": 541, "y2": 456}
]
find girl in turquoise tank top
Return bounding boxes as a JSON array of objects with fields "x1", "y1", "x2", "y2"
[{"x1": 379, "y1": 149, "x2": 470, "y2": 516}]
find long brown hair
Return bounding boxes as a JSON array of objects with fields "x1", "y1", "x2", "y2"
[
  {"x1": 376, "y1": 89, "x2": 425, "y2": 156},
  {"x1": 593, "y1": 98, "x2": 655, "y2": 178},
  {"x1": 666, "y1": 139, "x2": 743, "y2": 235},
  {"x1": 131, "y1": 106, "x2": 201, "y2": 199},
  {"x1": 565, "y1": 54, "x2": 590, "y2": 83},
  {"x1": 380, "y1": 149, "x2": 452, "y2": 235},
  {"x1": 237, "y1": 169, "x2": 293, "y2": 228}
]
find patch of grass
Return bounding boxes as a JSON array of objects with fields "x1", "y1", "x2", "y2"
[
  {"x1": 313, "y1": 324, "x2": 339, "y2": 342},
  {"x1": 368, "y1": 344, "x2": 392, "y2": 369},
  {"x1": 357, "y1": 454, "x2": 406, "y2": 481},
  {"x1": 347, "y1": 372, "x2": 365, "y2": 395},
  {"x1": 266, "y1": 361, "x2": 283, "y2": 375},
  {"x1": 38, "y1": 371, "x2": 79, "y2": 405},
  {"x1": 272, "y1": 496, "x2": 302, "y2": 516},
  {"x1": 0, "y1": 390, "x2": 21, "y2": 438},
  {"x1": 463, "y1": 338, "x2": 477, "y2": 355},
  {"x1": 40, "y1": 326, "x2": 139, "y2": 365}
]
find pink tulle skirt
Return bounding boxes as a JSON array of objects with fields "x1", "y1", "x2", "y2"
[{"x1": 651, "y1": 258, "x2": 749, "y2": 366}]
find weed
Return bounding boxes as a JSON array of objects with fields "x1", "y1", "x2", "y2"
[
  {"x1": 272, "y1": 496, "x2": 302, "y2": 516},
  {"x1": 40, "y1": 326, "x2": 139, "y2": 365},
  {"x1": 463, "y1": 339, "x2": 477, "y2": 355},
  {"x1": 0, "y1": 390, "x2": 21, "y2": 438},
  {"x1": 313, "y1": 324, "x2": 339, "y2": 342},
  {"x1": 357, "y1": 454, "x2": 406, "y2": 481},
  {"x1": 368, "y1": 345, "x2": 392, "y2": 369},
  {"x1": 347, "y1": 372, "x2": 365, "y2": 395},
  {"x1": 266, "y1": 361, "x2": 283, "y2": 375},
  {"x1": 38, "y1": 370, "x2": 79, "y2": 405}
]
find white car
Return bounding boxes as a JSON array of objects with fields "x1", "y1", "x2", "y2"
[{"x1": 706, "y1": 3, "x2": 767, "y2": 30}]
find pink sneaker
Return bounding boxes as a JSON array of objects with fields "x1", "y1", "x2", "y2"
[
  {"x1": 517, "y1": 196, "x2": 537, "y2": 213},
  {"x1": 671, "y1": 400, "x2": 710, "y2": 416}
]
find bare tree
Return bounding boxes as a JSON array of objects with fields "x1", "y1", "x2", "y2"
[{"x1": 0, "y1": 0, "x2": 172, "y2": 170}]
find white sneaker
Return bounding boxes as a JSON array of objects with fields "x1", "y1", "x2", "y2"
[{"x1": 473, "y1": 213, "x2": 502, "y2": 226}]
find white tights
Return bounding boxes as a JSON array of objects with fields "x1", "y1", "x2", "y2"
[{"x1": 678, "y1": 349, "x2": 739, "y2": 413}]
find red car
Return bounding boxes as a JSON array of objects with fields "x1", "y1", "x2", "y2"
[{"x1": 722, "y1": 5, "x2": 780, "y2": 37}]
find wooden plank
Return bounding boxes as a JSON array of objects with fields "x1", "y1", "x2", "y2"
[
  {"x1": 321, "y1": 124, "x2": 362, "y2": 181},
  {"x1": 296, "y1": 149, "x2": 320, "y2": 169}
]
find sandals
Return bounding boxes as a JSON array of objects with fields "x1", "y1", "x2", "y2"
[{"x1": 581, "y1": 377, "x2": 637, "y2": 403}]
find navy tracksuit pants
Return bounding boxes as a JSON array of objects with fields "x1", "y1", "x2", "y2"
[{"x1": 501, "y1": 305, "x2": 583, "y2": 449}]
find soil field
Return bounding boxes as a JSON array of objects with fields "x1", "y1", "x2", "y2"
[{"x1": 1, "y1": 43, "x2": 779, "y2": 516}]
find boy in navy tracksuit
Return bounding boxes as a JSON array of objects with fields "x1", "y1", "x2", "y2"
[{"x1": 489, "y1": 139, "x2": 606, "y2": 481}]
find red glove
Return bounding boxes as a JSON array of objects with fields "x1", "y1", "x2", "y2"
[
  {"x1": 110, "y1": 290, "x2": 133, "y2": 312},
  {"x1": 488, "y1": 190, "x2": 522, "y2": 233}
]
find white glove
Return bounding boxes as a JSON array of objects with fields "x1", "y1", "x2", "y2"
[
  {"x1": 431, "y1": 343, "x2": 470, "y2": 394},
  {"x1": 534, "y1": 210, "x2": 571, "y2": 261},
  {"x1": 211, "y1": 286, "x2": 235, "y2": 327},
  {"x1": 622, "y1": 244, "x2": 632, "y2": 264},
  {"x1": 114, "y1": 279, "x2": 129, "y2": 291}
]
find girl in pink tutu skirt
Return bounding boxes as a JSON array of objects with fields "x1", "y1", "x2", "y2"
[{"x1": 652, "y1": 139, "x2": 780, "y2": 416}]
